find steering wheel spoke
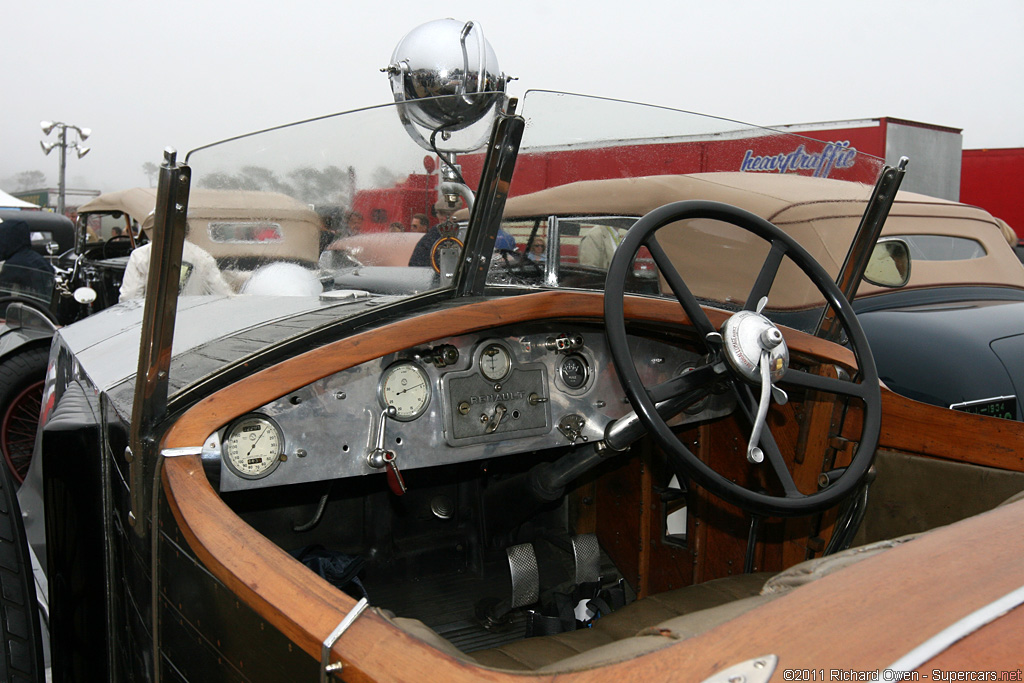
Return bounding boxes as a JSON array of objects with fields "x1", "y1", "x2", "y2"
[
  {"x1": 646, "y1": 236, "x2": 718, "y2": 341},
  {"x1": 782, "y1": 366, "x2": 870, "y2": 400},
  {"x1": 647, "y1": 361, "x2": 725, "y2": 404},
  {"x1": 744, "y1": 240, "x2": 788, "y2": 311}
]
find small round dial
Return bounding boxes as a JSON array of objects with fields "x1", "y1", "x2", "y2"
[
  {"x1": 479, "y1": 343, "x2": 512, "y2": 382},
  {"x1": 223, "y1": 414, "x2": 284, "y2": 479},
  {"x1": 559, "y1": 354, "x2": 589, "y2": 389},
  {"x1": 379, "y1": 362, "x2": 431, "y2": 420}
]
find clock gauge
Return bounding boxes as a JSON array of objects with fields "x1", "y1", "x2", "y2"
[{"x1": 379, "y1": 362, "x2": 432, "y2": 421}]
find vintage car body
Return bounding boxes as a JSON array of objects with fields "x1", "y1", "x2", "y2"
[
  {"x1": 9, "y1": 18, "x2": 1024, "y2": 683},
  {"x1": 0, "y1": 210, "x2": 75, "y2": 261},
  {"x1": 77, "y1": 186, "x2": 323, "y2": 269}
]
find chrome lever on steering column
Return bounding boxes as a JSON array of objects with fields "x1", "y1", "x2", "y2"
[
  {"x1": 719, "y1": 301, "x2": 791, "y2": 465},
  {"x1": 747, "y1": 350, "x2": 772, "y2": 463},
  {"x1": 745, "y1": 328, "x2": 789, "y2": 463}
]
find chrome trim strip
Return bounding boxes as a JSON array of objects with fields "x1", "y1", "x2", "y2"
[
  {"x1": 884, "y1": 584, "x2": 1024, "y2": 675},
  {"x1": 160, "y1": 447, "x2": 204, "y2": 458}
]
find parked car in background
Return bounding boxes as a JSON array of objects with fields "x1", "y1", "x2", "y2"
[{"x1": 0, "y1": 210, "x2": 75, "y2": 263}]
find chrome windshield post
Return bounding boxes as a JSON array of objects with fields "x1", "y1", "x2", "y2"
[
  {"x1": 816, "y1": 156, "x2": 908, "y2": 342},
  {"x1": 455, "y1": 106, "x2": 524, "y2": 296},
  {"x1": 127, "y1": 147, "x2": 191, "y2": 537}
]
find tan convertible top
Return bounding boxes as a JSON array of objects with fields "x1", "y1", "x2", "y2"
[
  {"x1": 501, "y1": 173, "x2": 1024, "y2": 308},
  {"x1": 78, "y1": 188, "x2": 323, "y2": 264}
]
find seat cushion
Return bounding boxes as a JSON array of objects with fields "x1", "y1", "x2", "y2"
[
  {"x1": 469, "y1": 572, "x2": 771, "y2": 671},
  {"x1": 538, "y1": 594, "x2": 775, "y2": 673},
  {"x1": 760, "y1": 534, "x2": 920, "y2": 596}
]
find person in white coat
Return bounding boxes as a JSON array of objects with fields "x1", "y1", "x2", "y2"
[
  {"x1": 578, "y1": 224, "x2": 626, "y2": 269},
  {"x1": 119, "y1": 236, "x2": 232, "y2": 301}
]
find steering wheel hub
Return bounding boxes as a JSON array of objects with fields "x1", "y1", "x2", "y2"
[{"x1": 720, "y1": 310, "x2": 789, "y2": 385}]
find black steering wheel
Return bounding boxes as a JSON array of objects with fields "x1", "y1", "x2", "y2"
[
  {"x1": 604, "y1": 200, "x2": 881, "y2": 517},
  {"x1": 103, "y1": 234, "x2": 135, "y2": 259}
]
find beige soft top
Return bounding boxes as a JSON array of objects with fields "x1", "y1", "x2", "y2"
[
  {"x1": 501, "y1": 173, "x2": 1024, "y2": 308},
  {"x1": 78, "y1": 188, "x2": 323, "y2": 264}
]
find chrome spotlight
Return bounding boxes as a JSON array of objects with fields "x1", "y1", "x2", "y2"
[{"x1": 384, "y1": 18, "x2": 508, "y2": 151}]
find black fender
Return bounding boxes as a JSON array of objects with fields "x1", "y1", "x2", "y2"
[{"x1": 0, "y1": 301, "x2": 57, "y2": 365}]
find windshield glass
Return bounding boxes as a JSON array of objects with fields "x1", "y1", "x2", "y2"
[
  {"x1": 167, "y1": 96, "x2": 498, "y2": 375},
  {"x1": 491, "y1": 91, "x2": 886, "y2": 317},
  {"x1": 165, "y1": 91, "x2": 885, "y2": 396},
  {"x1": 0, "y1": 264, "x2": 54, "y2": 307}
]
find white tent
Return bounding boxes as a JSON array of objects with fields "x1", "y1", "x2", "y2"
[{"x1": 0, "y1": 189, "x2": 39, "y2": 209}]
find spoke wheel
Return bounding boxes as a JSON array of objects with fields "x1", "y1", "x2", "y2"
[
  {"x1": 0, "y1": 348, "x2": 50, "y2": 485},
  {"x1": 604, "y1": 200, "x2": 881, "y2": 517},
  {"x1": 2, "y1": 381, "x2": 44, "y2": 484}
]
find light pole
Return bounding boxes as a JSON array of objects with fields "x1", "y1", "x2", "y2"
[{"x1": 40, "y1": 120, "x2": 91, "y2": 215}]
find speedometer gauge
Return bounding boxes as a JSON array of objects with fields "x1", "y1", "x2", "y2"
[
  {"x1": 379, "y1": 362, "x2": 431, "y2": 421},
  {"x1": 223, "y1": 414, "x2": 284, "y2": 480}
]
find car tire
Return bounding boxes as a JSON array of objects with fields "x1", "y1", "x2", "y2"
[
  {"x1": 0, "y1": 423, "x2": 45, "y2": 682},
  {"x1": 0, "y1": 348, "x2": 49, "y2": 485}
]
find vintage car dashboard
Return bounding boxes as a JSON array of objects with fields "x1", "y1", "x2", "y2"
[{"x1": 207, "y1": 323, "x2": 735, "y2": 492}]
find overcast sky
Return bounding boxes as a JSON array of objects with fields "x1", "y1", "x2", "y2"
[{"x1": 3, "y1": 0, "x2": 1022, "y2": 195}]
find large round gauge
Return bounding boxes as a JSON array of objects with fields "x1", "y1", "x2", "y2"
[
  {"x1": 223, "y1": 414, "x2": 285, "y2": 480},
  {"x1": 479, "y1": 343, "x2": 512, "y2": 382},
  {"x1": 379, "y1": 362, "x2": 431, "y2": 421}
]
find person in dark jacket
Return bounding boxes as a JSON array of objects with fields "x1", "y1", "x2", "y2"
[{"x1": 0, "y1": 216, "x2": 53, "y2": 299}]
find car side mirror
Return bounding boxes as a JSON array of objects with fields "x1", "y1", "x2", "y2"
[{"x1": 863, "y1": 238, "x2": 911, "y2": 288}]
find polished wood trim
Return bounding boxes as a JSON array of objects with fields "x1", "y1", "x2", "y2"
[{"x1": 879, "y1": 392, "x2": 1024, "y2": 472}]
